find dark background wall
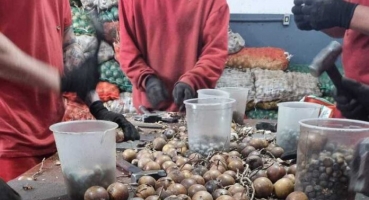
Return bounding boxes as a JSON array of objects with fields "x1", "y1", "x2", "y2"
[{"x1": 229, "y1": 14, "x2": 344, "y2": 65}]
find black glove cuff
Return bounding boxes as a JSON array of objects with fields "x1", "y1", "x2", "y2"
[
  {"x1": 89, "y1": 101, "x2": 109, "y2": 120},
  {"x1": 341, "y1": 2, "x2": 359, "y2": 29}
]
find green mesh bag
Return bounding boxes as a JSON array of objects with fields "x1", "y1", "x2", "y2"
[
  {"x1": 71, "y1": 7, "x2": 95, "y2": 35},
  {"x1": 100, "y1": 59, "x2": 133, "y2": 92},
  {"x1": 98, "y1": 6, "x2": 118, "y2": 22},
  {"x1": 246, "y1": 109, "x2": 278, "y2": 120}
]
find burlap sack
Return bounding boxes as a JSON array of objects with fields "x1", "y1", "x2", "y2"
[
  {"x1": 228, "y1": 28, "x2": 245, "y2": 55},
  {"x1": 216, "y1": 68, "x2": 255, "y2": 102},
  {"x1": 226, "y1": 47, "x2": 291, "y2": 70}
]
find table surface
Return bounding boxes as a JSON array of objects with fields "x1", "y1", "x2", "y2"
[{"x1": 4, "y1": 119, "x2": 311, "y2": 200}]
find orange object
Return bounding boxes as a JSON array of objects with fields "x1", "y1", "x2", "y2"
[
  {"x1": 62, "y1": 92, "x2": 95, "y2": 121},
  {"x1": 302, "y1": 96, "x2": 342, "y2": 118},
  {"x1": 226, "y1": 47, "x2": 290, "y2": 70},
  {"x1": 96, "y1": 82, "x2": 120, "y2": 102}
]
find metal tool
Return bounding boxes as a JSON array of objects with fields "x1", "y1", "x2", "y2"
[
  {"x1": 136, "y1": 105, "x2": 180, "y2": 123},
  {"x1": 116, "y1": 155, "x2": 166, "y2": 183},
  {"x1": 309, "y1": 41, "x2": 352, "y2": 98},
  {"x1": 349, "y1": 138, "x2": 369, "y2": 196}
]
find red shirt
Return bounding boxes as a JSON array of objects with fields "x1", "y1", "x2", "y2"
[
  {"x1": 343, "y1": 0, "x2": 369, "y2": 84},
  {"x1": 118, "y1": 0, "x2": 229, "y2": 111},
  {"x1": 0, "y1": 0, "x2": 71, "y2": 157}
]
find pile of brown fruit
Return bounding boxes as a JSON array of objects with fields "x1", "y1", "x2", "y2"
[{"x1": 84, "y1": 124, "x2": 309, "y2": 200}]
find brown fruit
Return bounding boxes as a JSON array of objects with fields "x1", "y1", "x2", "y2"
[
  {"x1": 266, "y1": 164, "x2": 286, "y2": 183},
  {"x1": 283, "y1": 174, "x2": 295, "y2": 184},
  {"x1": 274, "y1": 178, "x2": 294, "y2": 198},
  {"x1": 270, "y1": 147, "x2": 284, "y2": 158},
  {"x1": 228, "y1": 183, "x2": 246, "y2": 195},
  {"x1": 181, "y1": 170, "x2": 192, "y2": 179},
  {"x1": 163, "y1": 128, "x2": 176, "y2": 139},
  {"x1": 156, "y1": 155, "x2": 172, "y2": 166},
  {"x1": 138, "y1": 158, "x2": 153, "y2": 169},
  {"x1": 210, "y1": 164, "x2": 227, "y2": 174},
  {"x1": 168, "y1": 183, "x2": 187, "y2": 195},
  {"x1": 203, "y1": 170, "x2": 222, "y2": 182},
  {"x1": 192, "y1": 191, "x2": 214, "y2": 200},
  {"x1": 188, "y1": 184, "x2": 207, "y2": 197},
  {"x1": 162, "y1": 144, "x2": 175, "y2": 153},
  {"x1": 253, "y1": 177, "x2": 273, "y2": 198},
  {"x1": 232, "y1": 192, "x2": 249, "y2": 200},
  {"x1": 138, "y1": 176, "x2": 156, "y2": 187},
  {"x1": 192, "y1": 166, "x2": 208, "y2": 176},
  {"x1": 156, "y1": 187, "x2": 174, "y2": 199},
  {"x1": 286, "y1": 191, "x2": 309, "y2": 200},
  {"x1": 250, "y1": 170, "x2": 267, "y2": 181},
  {"x1": 162, "y1": 161, "x2": 177, "y2": 170},
  {"x1": 240, "y1": 146, "x2": 256, "y2": 157},
  {"x1": 122, "y1": 149, "x2": 137, "y2": 162},
  {"x1": 168, "y1": 170, "x2": 185, "y2": 183},
  {"x1": 216, "y1": 174, "x2": 235, "y2": 187},
  {"x1": 287, "y1": 164, "x2": 297, "y2": 175},
  {"x1": 145, "y1": 195, "x2": 160, "y2": 200},
  {"x1": 245, "y1": 155, "x2": 263, "y2": 170},
  {"x1": 144, "y1": 161, "x2": 161, "y2": 171},
  {"x1": 223, "y1": 170, "x2": 237, "y2": 179},
  {"x1": 181, "y1": 164, "x2": 194, "y2": 171},
  {"x1": 248, "y1": 138, "x2": 268, "y2": 149},
  {"x1": 228, "y1": 151, "x2": 241, "y2": 157},
  {"x1": 155, "y1": 177, "x2": 173, "y2": 190},
  {"x1": 181, "y1": 178, "x2": 197, "y2": 189},
  {"x1": 135, "y1": 184, "x2": 156, "y2": 199},
  {"x1": 298, "y1": 132, "x2": 327, "y2": 154},
  {"x1": 237, "y1": 143, "x2": 248, "y2": 152},
  {"x1": 212, "y1": 189, "x2": 230, "y2": 199},
  {"x1": 153, "y1": 137, "x2": 167, "y2": 151},
  {"x1": 215, "y1": 195, "x2": 235, "y2": 200},
  {"x1": 205, "y1": 180, "x2": 220, "y2": 193},
  {"x1": 176, "y1": 157, "x2": 190, "y2": 166},
  {"x1": 84, "y1": 186, "x2": 109, "y2": 200},
  {"x1": 227, "y1": 160, "x2": 244, "y2": 172},
  {"x1": 191, "y1": 175, "x2": 206, "y2": 185}
]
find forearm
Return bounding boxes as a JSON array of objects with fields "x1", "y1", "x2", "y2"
[
  {"x1": 350, "y1": 5, "x2": 369, "y2": 35},
  {"x1": 0, "y1": 33, "x2": 60, "y2": 93},
  {"x1": 322, "y1": 27, "x2": 346, "y2": 38}
]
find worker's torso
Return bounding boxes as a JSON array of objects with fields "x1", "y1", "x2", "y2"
[
  {"x1": 123, "y1": 0, "x2": 227, "y2": 111},
  {"x1": 343, "y1": 0, "x2": 369, "y2": 84},
  {"x1": 0, "y1": 0, "x2": 71, "y2": 157}
]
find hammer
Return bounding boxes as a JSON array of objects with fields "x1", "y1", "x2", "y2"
[{"x1": 309, "y1": 41, "x2": 351, "y2": 97}]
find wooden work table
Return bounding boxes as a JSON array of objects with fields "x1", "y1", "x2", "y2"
[{"x1": 6, "y1": 119, "x2": 274, "y2": 200}]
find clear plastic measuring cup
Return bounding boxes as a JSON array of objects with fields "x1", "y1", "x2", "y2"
[
  {"x1": 50, "y1": 120, "x2": 118, "y2": 200},
  {"x1": 218, "y1": 87, "x2": 249, "y2": 124},
  {"x1": 276, "y1": 102, "x2": 322, "y2": 157},
  {"x1": 184, "y1": 98, "x2": 235, "y2": 155}
]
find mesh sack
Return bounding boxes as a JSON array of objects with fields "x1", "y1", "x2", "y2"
[
  {"x1": 216, "y1": 68, "x2": 255, "y2": 102},
  {"x1": 246, "y1": 109, "x2": 278, "y2": 120},
  {"x1": 71, "y1": 7, "x2": 94, "y2": 35},
  {"x1": 228, "y1": 28, "x2": 245, "y2": 55},
  {"x1": 96, "y1": 81, "x2": 120, "y2": 102},
  {"x1": 226, "y1": 47, "x2": 292, "y2": 70},
  {"x1": 100, "y1": 60, "x2": 133, "y2": 92},
  {"x1": 286, "y1": 72, "x2": 322, "y2": 101},
  {"x1": 62, "y1": 93, "x2": 95, "y2": 121}
]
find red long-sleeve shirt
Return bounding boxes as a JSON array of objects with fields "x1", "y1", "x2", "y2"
[{"x1": 118, "y1": 0, "x2": 229, "y2": 111}]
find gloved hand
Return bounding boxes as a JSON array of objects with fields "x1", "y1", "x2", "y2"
[
  {"x1": 89, "y1": 101, "x2": 140, "y2": 141},
  {"x1": 293, "y1": 0, "x2": 358, "y2": 31},
  {"x1": 173, "y1": 82, "x2": 195, "y2": 109},
  {"x1": 292, "y1": 0, "x2": 313, "y2": 30},
  {"x1": 0, "y1": 178, "x2": 21, "y2": 200},
  {"x1": 145, "y1": 76, "x2": 169, "y2": 109},
  {"x1": 334, "y1": 78, "x2": 369, "y2": 121}
]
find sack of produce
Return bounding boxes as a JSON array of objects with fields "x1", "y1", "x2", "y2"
[
  {"x1": 103, "y1": 21, "x2": 119, "y2": 44},
  {"x1": 62, "y1": 93, "x2": 95, "y2": 121},
  {"x1": 75, "y1": 35, "x2": 114, "y2": 64},
  {"x1": 257, "y1": 101, "x2": 280, "y2": 110},
  {"x1": 100, "y1": 59, "x2": 133, "y2": 92},
  {"x1": 98, "y1": 41, "x2": 115, "y2": 63},
  {"x1": 216, "y1": 68, "x2": 255, "y2": 102},
  {"x1": 97, "y1": 0, "x2": 117, "y2": 10},
  {"x1": 246, "y1": 109, "x2": 278, "y2": 120},
  {"x1": 71, "y1": 7, "x2": 95, "y2": 35},
  {"x1": 228, "y1": 27, "x2": 245, "y2": 55},
  {"x1": 226, "y1": 47, "x2": 292, "y2": 70},
  {"x1": 98, "y1": 6, "x2": 119, "y2": 22},
  {"x1": 96, "y1": 81, "x2": 120, "y2": 102},
  {"x1": 253, "y1": 69, "x2": 321, "y2": 103}
]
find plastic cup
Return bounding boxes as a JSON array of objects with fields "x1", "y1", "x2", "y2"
[
  {"x1": 218, "y1": 87, "x2": 249, "y2": 124},
  {"x1": 296, "y1": 119, "x2": 369, "y2": 200},
  {"x1": 197, "y1": 89, "x2": 230, "y2": 99},
  {"x1": 276, "y1": 102, "x2": 322, "y2": 157},
  {"x1": 184, "y1": 98, "x2": 235, "y2": 155},
  {"x1": 50, "y1": 120, "x2": 118, "y2": 200}
]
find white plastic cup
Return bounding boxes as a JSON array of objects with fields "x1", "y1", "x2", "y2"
[
  {"x1": 276, "y1": 102, "x2": 322, "y2": 157},
  {"x1": 218, "y1": 87, "x2": 249, "y2": 124},
  {"x1": 197, "y1": 89, "x2": 230, "y2": 99},
  {"x1": 184, "y1": 98, "x2": 235, "y2": 155},
  {"x1": 50, "y1": 120, "x2": 118, "y2": 200}
]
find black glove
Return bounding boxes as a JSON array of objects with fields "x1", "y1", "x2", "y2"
[
  {"x1": 145, "y1": 76, "x2": 169, "y2": 109},
  {"x1": 334, "y1": 78, "x2": 369, "y2": 121},
  {"x1": 296, "y1": 0, "x2": 358, "y2": 30},
  {"x1": 172, "y1": 82, "x2": 195, "y2": 109},
  {"x1": 89, "y1": 101, "x2": 140, "y2": 141},
  {"x1": 0, "y1": 178, "x2": 21, "y2": 200},
  {"x1": 292, "y1": 0, "x2": 313, "y2": 30}
]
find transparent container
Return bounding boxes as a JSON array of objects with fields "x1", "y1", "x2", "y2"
[
  {"x1": 184, "y1": 98, "x2": 235, "y2": 155},
  {"x1": 197, "y1": 89, "x2": 230, "y2": 99},
  {"x1": 276, "y1": 102, "x2": 322, "y2": 157},
  {"x1": 296, "y1": 119, "x2": 369, "y2": 200},
  {"x1": 50, "y1": 120, "x2": 118, "y2": 200},
  {"x1": 218, "y1": 87, "x2": 249, "y2": 125}
]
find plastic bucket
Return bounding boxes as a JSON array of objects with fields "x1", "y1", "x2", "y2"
[
  {"x1": 296, "y1": 118, "x2": 369, "y2": 200},
  {"x1": 184, "y1": 98, "x2": 235, "y2": 155},
  {"x1": 218, "y1": 87, "x2": 249, "y2": 124},
  {"x1": 197, "y1": 89, "x2": 230, "y2": 99},
  {"x1": 50, "y1": 120, "x2": 118, "y2": 200},
  {"x1": 276, "y1": 102, "x2": 322, "y2": 157}
]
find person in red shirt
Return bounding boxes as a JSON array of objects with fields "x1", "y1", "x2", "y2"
[
  {"x1": 292, "y1": 0, "x2": 369, "y2": 121},
  {"x1": 0, "y1": 0, "x2": 139, "y2": 182},
  {"x1": 118, "y1": 0, "x2": 230, "y2": 112}
]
